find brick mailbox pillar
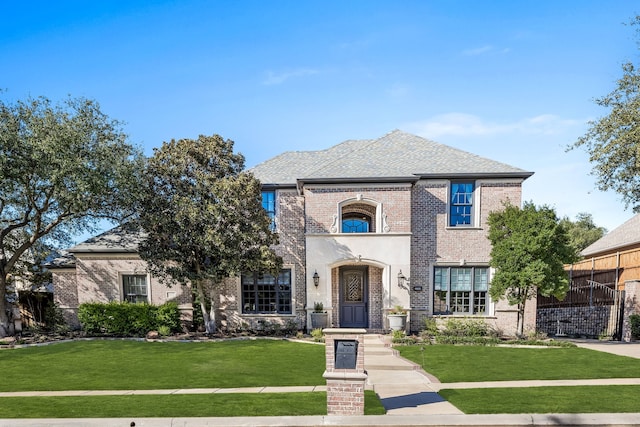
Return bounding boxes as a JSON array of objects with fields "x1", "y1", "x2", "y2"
[{"x1": 322, "y1": 328, "x2": 368, "y2": 416}]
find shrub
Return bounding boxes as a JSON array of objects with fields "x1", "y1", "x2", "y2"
[
  {"x1": 78, "y1": 302, "x2": 182, "y2": 336},
  {"x1": 421, "y1": 317, "x2": 440, "y2": 342},
  {"x1": 630, "y1": 314, "x2": 640, "y2": 340},
  {"x1": 391, "y1": 329, "x2": 417, "y2": 345},
  {"x1": 158, "y1": 325, "x2": 172, "y2": 336},
  {"x1": 441, "y1": 317, "x2": 488, "y2": 337},
  {"x1": 435, "y1": 335, "x2": 500, "y2": 345},
  {"x1": 311, "y1": 328, "x2": 324, "y2": 342}
]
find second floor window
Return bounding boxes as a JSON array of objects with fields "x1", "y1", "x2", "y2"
[
  {"x1": 261, "y1": 190, "x2": 276, "y2": 230},
  {"x1": 342, "y1": 214, "x2": 371, "y2": 233},
  {"x1": 340, "y1": 202, "x2": 376, "y2": 233},
  {"x1": 450, "y1": 181, "x2": 475, "y2": 227}
]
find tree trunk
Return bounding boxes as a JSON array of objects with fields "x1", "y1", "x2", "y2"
[
  {"x1": 195, "y1": 279, "x2": 215, "y2": 334},
  {"x1": 0, "y1": 274, "x2": 9, "y2": 337},
  {"x1": 517, "y1": 302, "x2": 526, "y2": 338}
]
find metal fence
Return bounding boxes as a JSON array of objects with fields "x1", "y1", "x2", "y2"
[{"x1": 537, "y1": 280, "x2": 625, "y2": 340}]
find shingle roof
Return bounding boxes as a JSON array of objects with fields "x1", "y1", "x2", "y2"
[
  {"x1": 581, "y1": 213, "x2": 640, "y2": 257},
  {"x1": 69, "y1": 223, "x2": 145, "y2": 253},
  {"x1": 249, "y1": 130, "x2": 532, "y2": 185}
]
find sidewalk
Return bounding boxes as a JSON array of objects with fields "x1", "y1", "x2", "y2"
[{"x1": 1, "y1": 335, "x2": 640, "y2": 426}]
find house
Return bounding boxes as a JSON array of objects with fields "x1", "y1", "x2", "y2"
[
  {"x1": 51, "y1": 130, "x2": 534, "y2": 335},
  {"x1": 543, "y1": 214, "x2": 640, "y2": 340},
  {"x1": 49, "y1": 224, "x2": 193, "y2": 328}
]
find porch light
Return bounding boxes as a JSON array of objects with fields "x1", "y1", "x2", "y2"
[
  {"x1": 397, "y1": 270, "x2": 409, "y2": 287},
  {"x1": 313, "y1": 270, "x2": 320, "y2": 288}
]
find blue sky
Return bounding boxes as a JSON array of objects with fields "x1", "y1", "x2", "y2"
[{"x1": 2, "y1": 0, "x2": 639, "y2": 236}]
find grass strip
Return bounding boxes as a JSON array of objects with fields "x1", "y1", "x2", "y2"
[
  {"x1": 0, "y1": 391, "x2": 385, "y2": 418},
  {"x1": 439, "y1": 385, "x2": 640, "y2": 414},
  {"x1": 0, "y1": 340, "x2": 325, "y2": 391},
  {"x1": 397, "y1": 345, "x2": 640, "y2": 383}
]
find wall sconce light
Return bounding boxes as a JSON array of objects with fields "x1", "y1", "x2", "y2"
[
  {"x1": 397, "y1": 270, "x2": 409, "y2": 287},
  {"x1": 313, "y1": 270, "x2": 320, "y2": 288}
]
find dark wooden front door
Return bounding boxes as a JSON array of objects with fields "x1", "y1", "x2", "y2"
[{"x1": 340, "y1": 266, "x2": 368, "y2": 328}]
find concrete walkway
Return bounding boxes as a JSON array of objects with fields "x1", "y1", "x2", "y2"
[
  {"x1": 363, "y1": 334, "x2": 463, "y2": 415},
  {"x1": 2, "y1": 335, "x2": 640, "y2": 426}
]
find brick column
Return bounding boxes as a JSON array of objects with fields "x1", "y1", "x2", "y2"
[
  {"x1": 623, "y1": 280, "x2": 640, "y2": 342},
  {"x1": 322, "y1": 328, "x2": 368, "y2": 416}
]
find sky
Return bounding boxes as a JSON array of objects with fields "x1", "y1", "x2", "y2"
[{"x1": 2, "y1": 0, "x2": 639, "y2": 238}]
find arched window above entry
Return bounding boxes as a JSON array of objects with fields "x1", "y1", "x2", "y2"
[{"x1": 333, "y1": 195, "x2": 386, "y2": 233}]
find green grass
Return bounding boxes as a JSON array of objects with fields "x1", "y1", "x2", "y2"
[
  {"x1": 0, "y1": 391, "x2": 386, "y2": 418},
  {"x1": 0, "y1": 339, "x2": 326, "y2": 391},
  {"x1": 397, "y1": 345, "x2": 640, "y2": 383},
  {"x1": 439, "y1": 386, "x2": 640, "y2": 414}
]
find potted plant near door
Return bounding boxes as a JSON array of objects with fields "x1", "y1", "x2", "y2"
[
  {"x1": 310, "y1": 302, "x2": 328, "y2": 329},
  {"x1": 388, "y1": 305, "x2": 407, "y2": 331}
]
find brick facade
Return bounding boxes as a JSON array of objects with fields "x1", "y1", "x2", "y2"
[{"x1": 52, "y1": 133, "x2": 532, "y2": 337}]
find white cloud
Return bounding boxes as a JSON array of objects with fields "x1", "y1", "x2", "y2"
[
  {"x1": 461, "y1": 44, "x2": 512, "y2": 56},
  {"x1": 262, "y1": 68, "x2": 321, "y2": 85},
  {"x1": 407, "y1": 113, "x2": 584, "y2": 138},
  {"x1": 462, "y1": 45, "x2": 494, "y2": 56},
  {"x1": 386, "y1": 83, "x2": 410, "y2": 98}
]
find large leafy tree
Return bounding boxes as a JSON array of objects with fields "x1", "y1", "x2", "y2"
[
  {"x1": 487, "y1": 202, "x2": 577, "y2": 336},
  {"x1": 137, "y1": 134, "x2": 281, "y2": 333},
  {"x1": 0, "y1": 95, "x2": 145, "y2": 336},
  {"x1": 571, "y1": 16, "x2": 640, "y2": 212},
  {"x1": 559, "y1": 212, "x2": 607, "y2": 256}
]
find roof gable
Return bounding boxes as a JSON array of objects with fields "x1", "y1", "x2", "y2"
[
  {"x1": 249, "y1": 130, "x2": 532, "y2": 185},
  {"x1": 69, "y1": 223, "x2": 145, "y2": 253}
]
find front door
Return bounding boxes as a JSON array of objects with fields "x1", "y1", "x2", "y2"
[{"x1": 340, "y1": 266, "x2": 368, "y2": 328}]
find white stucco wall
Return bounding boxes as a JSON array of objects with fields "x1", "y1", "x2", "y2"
[{"x1": 306, "y1": 233, "x2": 411, "y2": 311}]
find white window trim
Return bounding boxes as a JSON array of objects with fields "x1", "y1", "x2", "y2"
[
  {"x1": 335, "y1": 196, "x2": 383, "y2": 234},
  {"x1": 119, "y1": 271, "x2": 151, "y2": 303},
  {"x1": 446, "y1": 180, "x2": 481, "y2": 229}
]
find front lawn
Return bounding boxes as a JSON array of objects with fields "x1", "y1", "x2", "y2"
[
  {"x1": 397, "y1": 344, "x2": 640, "y2": 383},
  {"x1": 0, "y1": 391, "x2": 386, "y2": 418},
  {"x1": 439, "y1": 385, "x2": 640, "y2": 414},
  {"x1": 0, "y1": 339, "x2": 326, "y2": 391}
]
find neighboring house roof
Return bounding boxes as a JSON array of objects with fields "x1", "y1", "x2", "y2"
[
  {"x1": 46, "y1": 250, "x2": 76, "y2": 269},
  {"x1": 249, "y1": 129, "x2": 533, "y2": 185},
  {"x1": 48, "y1": 224, "x2": 145, "y2": 268},
  {"x1": 581, "y1": 213, "x2": 640, "y2": 257},
  {"x1": 68, "y1": 223, "x2": 145, "y2": 254}
]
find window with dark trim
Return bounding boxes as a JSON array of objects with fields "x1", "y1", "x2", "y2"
[
  {"x1": 433, "y1": 266, "x2": 488, "y2": 315},
  {"x1": 340, "y1": 202, "x2": 376, "y2": 233},
  {"x1": 122, "y1": 274, "x2": 148, "y2": 303},
  {"x1": 242, "y1": 269, "x2": 292, "y2": 314},
  {"x1": 449, "y1": 181, "x2": 475, "y2": 227},
  {"x1": 342, "y1": 213, "x2": 371, "y2": 233},
  {"x1": 261, "y1": 190, "x2": 276, "y2": 231}
]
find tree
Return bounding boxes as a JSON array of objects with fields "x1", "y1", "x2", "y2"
[
  {"x1": 137, "y1": 134, "x2": 281, "y2": 333},
  {"x1": 570, "y1": 16, "x2": 640, "y2": 212},
  {"x1": 0, "y1": 95, "x2": 145, "y2": 336},
  {"x1": 559, "y1": 212, "x2": 607, "y2": 256},
  {"x1": 487, "y1": 202, "x2": 577, "y2": 336}
]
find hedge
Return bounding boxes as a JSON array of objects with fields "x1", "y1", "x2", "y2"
[{"x1": 78, "y1": 301, "x2": 181, "y2": 336}]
